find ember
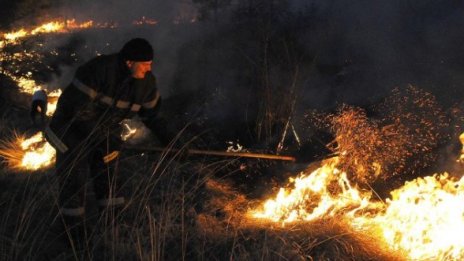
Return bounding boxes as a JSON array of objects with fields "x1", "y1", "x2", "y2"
[{"x1": 133, "y1": 16, "x2": 158, "y2": 26}]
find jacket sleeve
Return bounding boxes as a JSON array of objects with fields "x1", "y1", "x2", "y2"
[
  {"x1": 45, "y1": 80, "x2": 92, "y2": 153},
  {"x1": 74, "y1": 56, "x2": 107, "y2": 92},
  {"x1": 52, "y1": 83, "x2": 90, "y2": 122},
  {"x1": 50, "y1": 57, "x2": 107, "y2": 125},
  {"x1": 49, "y1": 56, "x2": 113, "y2": 137}
]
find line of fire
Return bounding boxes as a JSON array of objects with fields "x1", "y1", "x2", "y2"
[{"x1": 1, "y1": 2, "x2": 464, "y2": 260}]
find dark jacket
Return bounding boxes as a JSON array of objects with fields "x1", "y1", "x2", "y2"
[{"x1": 45, "y1": 53, "x2": 163, "y2": 153}]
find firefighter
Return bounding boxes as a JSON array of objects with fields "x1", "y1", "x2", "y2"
[{"x1": 40, "y1": 38, "x2": 169, "y2": 251}]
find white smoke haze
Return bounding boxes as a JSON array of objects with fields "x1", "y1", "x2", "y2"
[
  {"x1": 51, "y1": 0, "x2": 196, "y2": 25},
  {"x1": 35, "y1": 0, "x2": 201, "y2": 96},
  {"x1": 4, "y1": 0, "x2": 464, "y2": 134},
  {"x1": 294, "y1": 0, "x2": 464, "y2": 107},
  {"x1": 12, "y1": 0, "x2": 462, "y2": 104}
]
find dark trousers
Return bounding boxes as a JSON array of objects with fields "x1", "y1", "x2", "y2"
[{"x1": 55, "y1": 132, "x2": 124, "y2": 217}]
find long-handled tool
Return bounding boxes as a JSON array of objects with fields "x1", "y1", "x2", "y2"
[{"x1": 125, "y1": 146, "x2": 296, "y2": 162}]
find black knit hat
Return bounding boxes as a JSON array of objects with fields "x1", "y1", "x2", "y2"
[{"x1": 120, "y1": 38, "x2": 154, "y2": 61}]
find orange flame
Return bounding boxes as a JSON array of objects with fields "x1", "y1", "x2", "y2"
[
  {"x1": 65, "y1": 19, "x2": 94, "y2": 29},
  {"x1": 30, "y1": 21, "x2": 65, "y2": 35},
  {"x1": 3, "y1": 29, "x2": 27, "y2": 41},
  {"x1": 250, "y1": 133, "x2": 464, "y2": 259},
  {"x1": 249, "y1": 157, "x2": 379, "y2": 224},
  {"x1": 45, "y1": 89, "x2": 62, "y2": 116},
  {"x1": 0, "y1": 17, "x2": 163, "y2": 173},
  {"x1": 458, "y1": 133, "x2": 464, "y2": 163},
  {"x1": 1, "y1": 20, "x2": 65, "y2": 115},
  {"x1": 363, "y1": 173, "x2": 464, "y2": 260},
  {"x1": 0, "y1": 132, "x2": 55, "y2": 171},
  {"x1": 1, "y1": 19, "x2": 98, "y2": 43},
  {"x1": 2, "y1": 71, "x2": 62, "y2": 115}
]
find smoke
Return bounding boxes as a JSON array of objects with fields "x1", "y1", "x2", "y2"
[
  {"x1": 294, "y1": 0, "x2": 464, "y2": 108},
  {"x1": 38, "y1": 0, "x2": 201, "y2": 97},
  {"x1": 60, "y1": 0, "x2": 179, "y2": 24},
  {"x1": 8, "y1": 0, "x2": 464, "y2": 105},
  {"x1": 7, "y1": 0, "x2": 464, "y2": 148}
]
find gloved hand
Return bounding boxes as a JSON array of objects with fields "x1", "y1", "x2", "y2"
[{"x1": 30, "y1": 90, "x2": 48, "y2": 127}]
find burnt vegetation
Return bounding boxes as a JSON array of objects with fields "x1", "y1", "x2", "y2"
[{"x1": 1, "y1": 0, "x2": 464, "y2": 260}]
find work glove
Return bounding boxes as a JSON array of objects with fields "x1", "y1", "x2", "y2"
[{"x1": 30, "y1": 90, "x2": 48, "y2": 128}]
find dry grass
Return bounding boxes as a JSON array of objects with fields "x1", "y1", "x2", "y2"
[
  {"x1": 198, "y1": 212, "x2": 404, "y2": 261},
  {"x1": 302, "y1": 86, "x2": 450, "y2": 186},
  {"x1": 0, "y1": 151, "x2": 409, "y2": 260},
  {"x1": 0, "y1": 85, "x2": 451, "y2": 260}
]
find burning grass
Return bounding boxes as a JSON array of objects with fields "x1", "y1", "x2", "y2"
[
  {"x1": 230, "y1": 219, "x2": 404, "y2": 261},
  {"x1": 459, "y1": 133, "x2": 464, "y2": 163},
  {"x1": 248, "y1": 157, "x2": 381, "y2": 223},
  {"x1": 245, "y1": 86, "x2": 464, "y2": 260},
  {"x1": 356, "y1": 173, "x2": 464, "y2": 260},
  {"x1": 1, "y1": 12, "x2": 464, "y2": 260},
  {"x1": 301, "y1": 86, "x2": 450, "y2": 185},
  {"x1": 0, "y1": 131, "x2": 55, "y2": 171},
  {"x1": 331, "y1": 86, "x2": 449, "y2": 184},
  {"x1": 0, "y1": 154, "x2": 405, "y2": 260},
  {"x1": 195, "y1": 177, "x2": 399, "y2": 260},
  {"x1": 247, "y1": 144, "x2": 464, "y2": 259},
  {"x1": 1, "y1": 19, "x2": 113, "y2": 44},
  {"x1": 193, "y1": 176, "x2": 403, "y2": 260},
  {"x1": 0, "y1": 83, "x2": 461, "y2": 260},
  {"x1": 0, "y1": 110, "x2": 462, "y2": 260}
]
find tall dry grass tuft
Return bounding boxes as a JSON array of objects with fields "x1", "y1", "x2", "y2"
[
  {"x1": 0, "y1": 133, "x2": 406, "y2": 260},
  {"x1": 0, "y1": 170, "x2": 59, "y2": 260},
  {"x1": 197, "y1": 210, "x2": 405, "y2": 260}
]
